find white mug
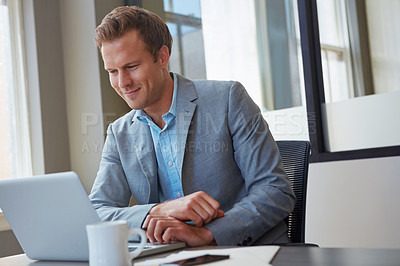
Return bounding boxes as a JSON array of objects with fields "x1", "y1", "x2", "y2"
[{"x1": 86, "y1": 220, "x2": 147, "y2": 266}]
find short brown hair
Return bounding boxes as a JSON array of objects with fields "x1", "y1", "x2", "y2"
[{"x1": 95, "y1": 6, "x2": 172, "y2": 61}]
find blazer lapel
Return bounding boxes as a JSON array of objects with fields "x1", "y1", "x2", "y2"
[{"x1": 175, "y1": 74, "x2": 198, "y2": 176}]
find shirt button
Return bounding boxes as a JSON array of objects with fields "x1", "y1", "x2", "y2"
[
  {"x1": 161, "y1": 131, "x2": 166, "y2": 136},
  {"x1": 177, "y1": 192, "x2": 182, "y2": 197},
  {"x1": 168, "y1": 161, "x2": 173, "y2": 166}
]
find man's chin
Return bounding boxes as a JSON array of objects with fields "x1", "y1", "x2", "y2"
[
  {"x1": 126, "y1": 102, "x2": 143, "y2": 110},
  {"x1": 123, "y1": 98, "x2": 137, "y2": 109}
]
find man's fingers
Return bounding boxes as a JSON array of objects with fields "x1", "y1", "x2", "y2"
[
  {"x1": 144, "y1": 216, "x2": 157, "y2": 243},
  {"x1": 187, "y1": 214, "x2": 203, "y2": 227},
  {"x1": 190, "y1": 198, "x2": 218, "y2": 225},
  {"x1": 195, "y1": 191, "x2": 221, "y2": 210},
  {"x1": 153, "y1": 219, "x2": 167, "y2": 244},
  {"x1": 145, "y1": 217, "x2": 182, "y2": 244},
  {"x1": 162, "y1": 227, "x2": 173, "y2": 244},
  {"x1": 142, "y1": 216, "x2": 150, "y2": 230},
  {"x1": 144, "y1": 215, "x2": 168, "y2": 243}
]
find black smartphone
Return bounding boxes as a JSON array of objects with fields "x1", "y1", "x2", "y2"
[{"x1": 160, "y1": 254, "x2": 230, "y2": 265}]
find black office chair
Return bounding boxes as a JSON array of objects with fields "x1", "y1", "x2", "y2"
[{"x1": 276, "y1": 140, "x2": 318, "y2": 246}]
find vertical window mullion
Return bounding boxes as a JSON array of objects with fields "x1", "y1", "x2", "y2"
[{"x1": 297, "y1": 0, "x2": 326, "y2": 161}]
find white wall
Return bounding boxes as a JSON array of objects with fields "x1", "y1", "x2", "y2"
[
  {"x1": 306, "y1": 155, "x2": 400, "y2": 249},
  {"x1": 59, "y1": 0, "x2": 105, "y2": 192},
  {"x1": 323, "y1": 91, "x2": 400, "y2": 152},
  {"x1": 23, "y1": 0, "x2": 71, "y2": 175}
]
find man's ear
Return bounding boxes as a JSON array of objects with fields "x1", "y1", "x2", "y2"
[{"x1": 158, "y1": 45, "x2": 170, "y2": 68}]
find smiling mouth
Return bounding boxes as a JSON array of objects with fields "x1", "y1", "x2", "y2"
[{"x1": 123, "y1": 87, "x2": 141, "y2": 97}]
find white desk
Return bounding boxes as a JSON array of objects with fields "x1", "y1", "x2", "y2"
[
  {"x1": 0, "y1": 254, "x2": 87, "y2": 266},
  {"x1": 0, "y1": 246, "x2": 277, "y2": 266}
]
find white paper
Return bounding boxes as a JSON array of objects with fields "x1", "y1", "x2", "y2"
[{"x1": 134, "y1": 246, "x2": 280, "y2": 266}]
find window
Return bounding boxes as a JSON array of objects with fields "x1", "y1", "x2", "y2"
[
  {"x1": 317, "y1": 0, "x2": 400, "y2": 152},
  {"x1": 317, "y1": 0, "x2": 354, "y2": 103},
  {"x1": 317, "y1": 0, "x2": 400, "y2": 102},
  {"x1": 298, "y1": 0, "x2": 400, "y2": 161},
  {"x1": 0, "y1": 0, "x2": 32, "y2": 180},
  {"x1": 163, "y1": 0, "x2": 206, "y2": 80}
]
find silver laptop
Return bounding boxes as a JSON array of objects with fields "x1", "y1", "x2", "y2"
[{"x1": 0, "y1": 171, "x2": 185, "y2": 261}]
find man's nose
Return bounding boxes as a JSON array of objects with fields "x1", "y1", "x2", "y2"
[{"x1": 119, "y1": 71, "x2": 132, "y2": 88}]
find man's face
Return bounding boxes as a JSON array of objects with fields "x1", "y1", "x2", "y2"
[{"x1": 101, "y1": 30, "x2": 169, "y2": 112}]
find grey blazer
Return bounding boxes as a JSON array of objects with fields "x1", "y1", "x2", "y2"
[{"x1": 89, "y1": 74, "x2": 295, "y2": 246}]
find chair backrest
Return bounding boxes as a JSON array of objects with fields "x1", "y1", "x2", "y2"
[{"x1": 276, "y1": 140, "x2": 310, "y2": 243}]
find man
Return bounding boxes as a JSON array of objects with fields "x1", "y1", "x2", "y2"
[{"x1": 89, "y1": 6, "x2": 295, "y2": 247}]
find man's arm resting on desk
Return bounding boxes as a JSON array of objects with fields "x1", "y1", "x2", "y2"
[
  {"x1": 142, "y1": 191, "x2": 223, "y2": 246},
  {"x1": 146, "y1": 191, "x2": 224, "y2": 226}
]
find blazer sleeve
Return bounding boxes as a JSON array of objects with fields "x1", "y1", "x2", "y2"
[
  {"x1": 89, "y1": 124, "x2": 156, "y2": 229},
  {"x1": 204, "y1": 82, "x2": 296, "y2": 245}
]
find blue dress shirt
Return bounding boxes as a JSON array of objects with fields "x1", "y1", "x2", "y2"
[{"x1": 136, "y1": 73, "x2": 184, "y2": 202}]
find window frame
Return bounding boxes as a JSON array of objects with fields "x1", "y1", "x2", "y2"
[{"x1": 297, "y1": 0, "x2": 400, "y2": 163}]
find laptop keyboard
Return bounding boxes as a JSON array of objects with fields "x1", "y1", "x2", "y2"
[{"x1": 128, "y1": 246, "x2": 154, "y2": 252}]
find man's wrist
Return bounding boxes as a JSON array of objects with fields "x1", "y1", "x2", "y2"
[{"x1": 202, "y1": 227, "x2": 217, "y2": 245}]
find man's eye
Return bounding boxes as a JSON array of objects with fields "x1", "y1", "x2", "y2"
[
  {"x1": 109, "y1": 70, "x2": 117, "y2": 74},
  {"x1": 128, "y1": 65, "x2": 138, "y2": 70}
]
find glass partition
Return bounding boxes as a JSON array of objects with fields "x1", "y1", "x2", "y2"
[{"x1": 316, "y1": 0, "x2": 400, "y2": 151}]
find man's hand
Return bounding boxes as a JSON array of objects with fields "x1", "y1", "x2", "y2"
[
  {"x1": 148, "y1": 191, "x2": 224, "y2": 226},
  {"x1": 142, "y1": 215, "x2": 216, "y2": 247}
]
